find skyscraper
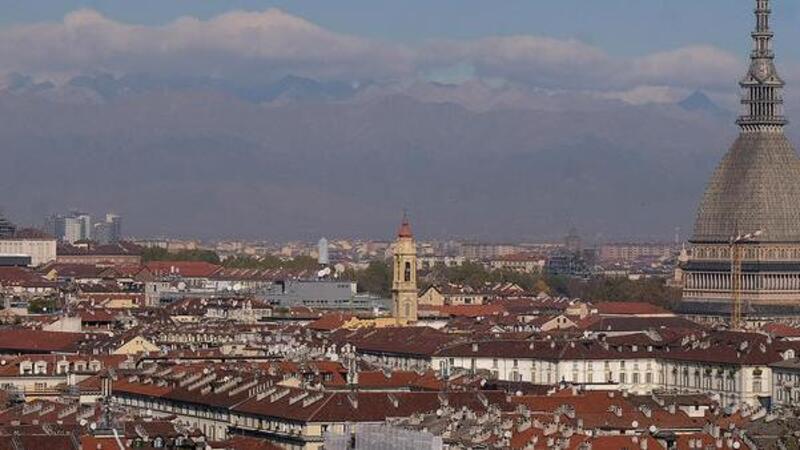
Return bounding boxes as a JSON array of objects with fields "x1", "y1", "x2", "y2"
[
  {"x1": 681, "y1": 0, "x2": 800, "y2": 324},
  {"x1": 106, "y1": 214, "x2": 122, "y2": 243},
  {"x1": 0, "y1": 212, "x2": 15, "y2": 238},
  {"x1": 318, "y1": 238, "x2": 330, "y2": 265}
]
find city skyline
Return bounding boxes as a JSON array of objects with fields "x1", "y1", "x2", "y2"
[{"x1": 0, "y1": 2, "x2": 798, "y2": 449}]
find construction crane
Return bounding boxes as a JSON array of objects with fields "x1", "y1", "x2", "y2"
[{"x1": 730, "y1": 230, "x2": 763, "y2": 330}]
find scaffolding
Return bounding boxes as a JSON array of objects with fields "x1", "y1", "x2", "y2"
[{"x1": 324, "y1": 424, "x2": 443, "y2": 450}]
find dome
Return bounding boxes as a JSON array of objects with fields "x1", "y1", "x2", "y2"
[{"x1": 692, "y1": 132, "x2": 800, "y2": 243}]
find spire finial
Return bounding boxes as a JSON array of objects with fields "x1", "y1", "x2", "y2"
[
  {"x1": 397, "y1": 210, "x2": 413, "y2": 238},
  {"x1": 737, "y1": 0, "x2": 787, "y2": 131}
]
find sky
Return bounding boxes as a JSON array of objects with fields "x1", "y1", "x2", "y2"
[
  {"x1": 0, "y1": 1, "x2": 798, "y2": 58},
  {"x1": 0, "y1": 1, "x2": 796, "y2": 105}
]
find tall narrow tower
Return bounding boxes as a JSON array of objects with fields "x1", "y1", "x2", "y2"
[
  {"x1": 681, "y1": 0, "x2": 800, "y2": 324},
  {"x1": 392, "y1": 214, "x2": 418, "y2": 325}
]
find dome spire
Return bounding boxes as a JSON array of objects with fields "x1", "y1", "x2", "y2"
[{"x1": 737, "y1": 0, "x2": 787, "y2": 131}]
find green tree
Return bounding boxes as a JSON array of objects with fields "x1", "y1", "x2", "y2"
[
  {"x1": 355, "y1": 260, "x2": 392, "y2": 296},
  {"x1": 142, "y1": 248, "x2": 221, "y2": 264}
]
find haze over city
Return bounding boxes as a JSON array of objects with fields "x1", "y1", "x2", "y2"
[
  {"x1": 0, "y1": 1, "x2": 799, "y2": 241},
  {"x1": 2, "y1": 1, "x2": 800, "y2": 449}
]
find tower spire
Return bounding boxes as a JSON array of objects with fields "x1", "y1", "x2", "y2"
[
  {"x1": 737, "y1": 0, "x2": 787, "y2": 131},
  {"x1": 397, "y1": 210, "x2": 413, "y2": 238}
]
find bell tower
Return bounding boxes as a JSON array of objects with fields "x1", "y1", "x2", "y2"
[{"x1": 392, "y1": 214, "x2": 418, "y2": 325}]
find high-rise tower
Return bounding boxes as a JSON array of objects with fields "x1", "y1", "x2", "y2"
[
  {"x1": 681, "y1": 0, "x2": 800, "y2": 323},
  {"x1": 392, "y1": 214, "x2": 418, "y2": 325}
]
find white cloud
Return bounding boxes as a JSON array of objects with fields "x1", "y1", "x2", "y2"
[
  {"x1": 598, "y1": 85, "x2": 691, "y2": 105},
  {"x1": 0, "y1": 9, "x2": 414, "y2": 80},
  {"x1": 0, "y1": 8, "x2": 768, "y2": 97},
  {"x1": 422, "y1": 35, "x2": 613, "y2": 88},
  {"x1": 629, "y1": 45, "x2": 743, "y2": 88}
]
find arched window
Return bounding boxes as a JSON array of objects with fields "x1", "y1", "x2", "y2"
[
  {"x1": 404, "y1": 302, "x2": 411, "y2": 318},
  {"x1": 404, "y1": 262, "x2": 412, "y2": 282}
]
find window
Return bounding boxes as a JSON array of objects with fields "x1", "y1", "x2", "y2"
[
  {"x1": 646, "y1": 373, "x2": 653, "y2": 384},
  {"x1": 513, "y1": 359, "x2": 518, "y2": 368},
  {"x1": 492, "y1": 358, "x2": 498, "y2": 368},
  {"x1": 404, "y1": 262, "x2": 412, "y2": 282},
  {"x1": 633, "y1": 373, "x2": 640, "y2": 384},
  {"x1": 620, "y1": 373, "x2": 626, "y2": 384}
]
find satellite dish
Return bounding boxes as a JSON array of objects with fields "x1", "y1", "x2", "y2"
[
  {"x1": 89, "y1": 423, "x2": 97, "y2": 430},
  {"x1": 649, "y1": 425, "x2": 657, "y2": 433},
  {"x1": 233, "y1": 283, "x2": 242, "y2": 292},
  {"x1": 79, "y1": 419, "x2": 87, "y2": 427},
  {"x1": 631, "y1": 421, "x2": 639, "y2": 428},
  {"x1": 177, "y1": 282, "x2": 187, "y2": 290}
]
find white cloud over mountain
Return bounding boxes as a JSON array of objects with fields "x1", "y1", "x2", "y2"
[{"x1": 0, "y1": 8, "x2": 787, "y2": 102}]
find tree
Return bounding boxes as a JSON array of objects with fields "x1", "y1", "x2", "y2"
[
  {"x1": 355, "y1": 260, "x2": 392, "y2": 297},
  {"x1": 143, "y1": 248, "x2": 221, "y2": 264},
  {"x1": 555, "y1": 276, "x2": 682, "y2": 310},
  {"x1": 533, "y1": 278, "x2": 552, "y2": 295}
]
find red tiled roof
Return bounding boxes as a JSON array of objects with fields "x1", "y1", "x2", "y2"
[
  {"x1": 214, "y1": 436, "x2": 283, "y2": 450},
  {"x1": 595, "y1": 302, "x2": 672, "y2": 315},
  {"x1": 145, "y1": 261, "x2": 221, "y2": 278},
  {"x1": 397, "y1": 217, "x2": 413, "y2": 238},
  {"x1": 674, "y1": 433, "x2": 745, "y2": 450},
  {"x1": 0, "y1": 330, "x2": 84, "y2": 353},
  {"x1": 419, "y1": 304, "x2": 506, "y2": 318},
  {"x1": 39, "y1": 263, "x2": 105, "y2": 279},
  {"x1": 308, "y1": 313, "x2": 357, "y2": 331},
  {"x1": 763, "y1": 322, "x2": 800, "y2": 338},
  {"x1": 568, "y1": 436, "x2": 664, "y2": 450},
  {"x1": 0, "y1": 228, "x2": 54, "y2": 241},
  {"x1": 0, "y1": 267, "x2": 57, "y2": 288}
]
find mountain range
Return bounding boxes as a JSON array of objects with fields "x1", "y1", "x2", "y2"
[{"x1": 1, "y1": 73, "x2": 797, "y2": 242}]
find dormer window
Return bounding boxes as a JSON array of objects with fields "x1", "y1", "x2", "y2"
[
  {"x1": 33, "y1": 361, "x2": 47, "y2": 375},
  {"x1": 56, "y1": 361, "x2": 70, "y2": 375},
  {"x1": 19, "y1": 361, "x2": 33, "y2": 375}
]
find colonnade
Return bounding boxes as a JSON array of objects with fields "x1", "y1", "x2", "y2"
[{"x1": 685, "y1": 272, "x2": 800, "y2": 292}]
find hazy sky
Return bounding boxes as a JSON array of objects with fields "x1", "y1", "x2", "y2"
[
  {"x1": 0, "y1": 0, "x2": 797, "y2": 58},
  {"x1": 0, "y1": 1, "x2": 796, "y2": 106}
]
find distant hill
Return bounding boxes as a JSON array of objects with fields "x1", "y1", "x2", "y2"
[
  {"x1": 679, "y1": 91, "x2": 730, "y2": 118},
  {"x1": 0, "y1": 75, "x2": 766, "y2": 242}
]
